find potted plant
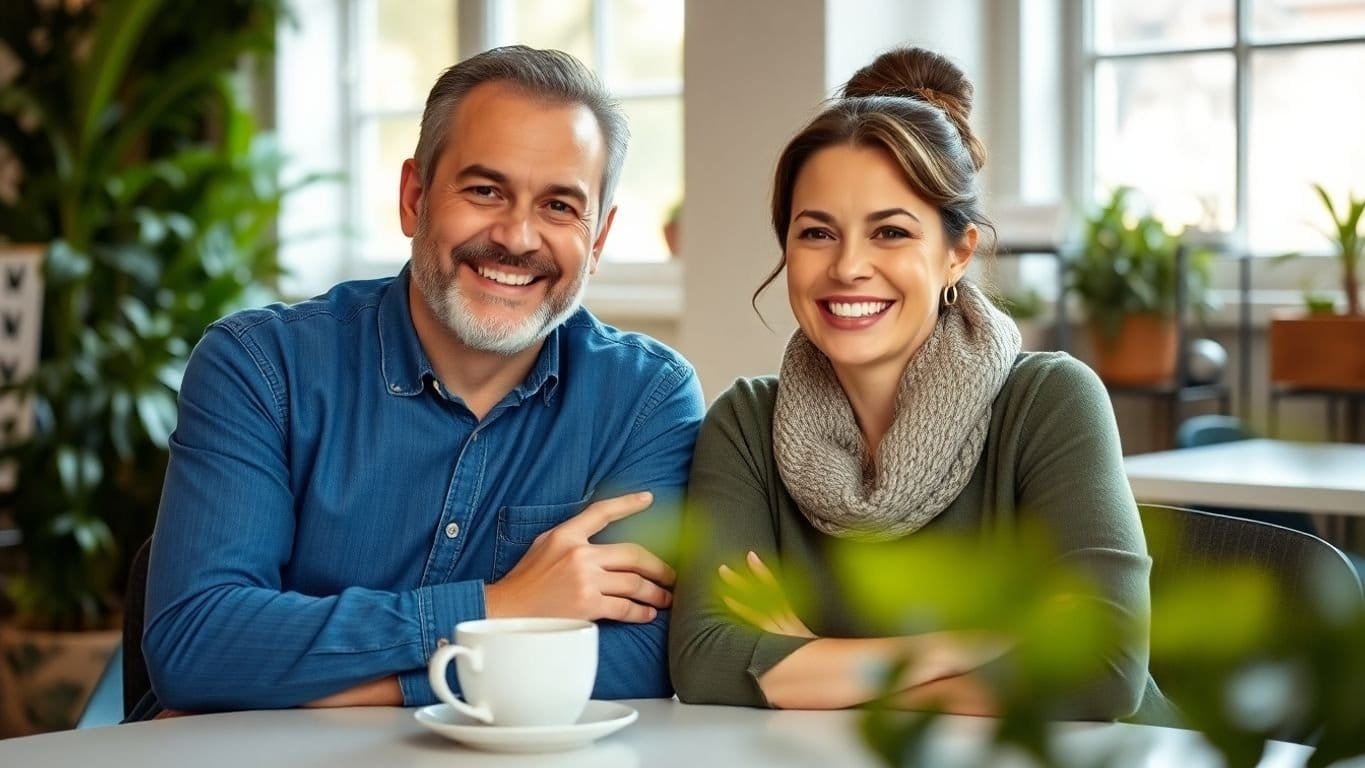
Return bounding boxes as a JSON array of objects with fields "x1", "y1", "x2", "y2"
[
  {"x1": 0, "y1": 0, "x2": 290, "y2": 735},
  {"x1": 1065, "y1": 187, "x2": 1212, "y2": 386},
  {"x1": 1268, "y1": 184, "x2": 1365, "y2": 391}
]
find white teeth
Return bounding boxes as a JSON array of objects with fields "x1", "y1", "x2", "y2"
[
  {"x1": 476, "y1": 265, "x2": 535, "y2": 286},
  {"x1": 828, "y1": 301, "x2": 890, "y2": 318}
]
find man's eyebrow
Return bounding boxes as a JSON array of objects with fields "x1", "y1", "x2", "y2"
[
  {"x1": 545, "y1": 183, "x2": 589, "y2": 209},
  {"x1": 455, "y1": 164, "x2": 508, "y2": 184},
  {"x1": 867, "y1": 208, "x2": 920, "y2": 223}
]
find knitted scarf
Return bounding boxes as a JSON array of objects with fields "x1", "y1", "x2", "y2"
[{"x1": 772, "y1": 280, "x2": 1021, "y2": 541}]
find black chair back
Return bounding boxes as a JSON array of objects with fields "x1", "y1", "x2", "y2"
[
  {"x1": 123, "y1": 538, "x2": 152, "y2": 718},
  {"x1": 1139, "y1": 504, "x2": 1363, "y2": 743}
]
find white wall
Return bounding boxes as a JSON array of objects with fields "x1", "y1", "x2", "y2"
[{"x1": 678, "y1": 0, "x2": 827, "y2": 402}]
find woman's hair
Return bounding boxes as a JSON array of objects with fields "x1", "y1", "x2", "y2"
[{"x1": 754, "y1": 47, "x2": 995, "y2": 306}]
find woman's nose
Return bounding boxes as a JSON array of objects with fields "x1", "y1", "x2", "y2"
[{"x1": 829, "y1": 243, "x2": 873, "y2": 284}]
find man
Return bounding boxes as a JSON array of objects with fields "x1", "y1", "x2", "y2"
[{"x1": 140, "y1": 45, "x2": 703, "y2": 712}]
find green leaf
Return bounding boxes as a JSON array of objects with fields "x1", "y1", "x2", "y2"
[
  {"x1": 75, "y1": 0, "x2": 170, "y2": 155},
  {"x1": 55, "y1": 446, "x2": 102, "y2": 497},
  {"x1": 135, "y1": 388, "x2": 177, "y2": 449},
  {"x1": 43, "y1": 240, "x2": 92, "y2": 284}
]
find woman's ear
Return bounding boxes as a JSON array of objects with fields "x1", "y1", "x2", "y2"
[{"x1": 948, "y1": 224, "x2": 978, "y2": 282}]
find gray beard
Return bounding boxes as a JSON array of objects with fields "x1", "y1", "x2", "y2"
[{"x1": 409, "y1": 226, "x2": 589, "y2": 357}]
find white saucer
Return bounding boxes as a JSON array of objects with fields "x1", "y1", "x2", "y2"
[{"x1": 414, "y1": 700, "x2": 638, "y2": 753}]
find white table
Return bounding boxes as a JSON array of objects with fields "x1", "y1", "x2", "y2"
[
  {"x1": 1124, "y1": 439, "x2": 1365, "y2": 518},
  {"x1": 0, "y1": 699, "x2": 1341, "y2": 768}
]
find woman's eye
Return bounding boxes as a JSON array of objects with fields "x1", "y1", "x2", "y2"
[
  {"x1": 874, "y1": 226, "x2": 911, "y2": 240},
  {"x1": 797, "y1": 227, "x2": 834, "y2": 240}
]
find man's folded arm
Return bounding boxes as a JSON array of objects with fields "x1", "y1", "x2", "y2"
[{"x1": 587, "y1": 362, "x2": 705, "y2": 699}]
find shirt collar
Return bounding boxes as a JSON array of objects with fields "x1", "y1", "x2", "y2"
[
  {"x1": 378, "y1": 264, "x2": 562, "y2": 405},
  {"x1": 378, "y1": 265, "x2": 436, "y2": 397}
]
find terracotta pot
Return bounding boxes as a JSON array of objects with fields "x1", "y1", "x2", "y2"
[
  {"x1": 1269, "y1": 312, "x2": 1365, "y2": 391},
  {"x1": 0, "y1": 623, "x2": 120, "y2": 737},
  {"x1": 1089, "y1": 313, "x2": 1177, "y2": 386}
]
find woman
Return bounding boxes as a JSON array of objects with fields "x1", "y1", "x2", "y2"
[{"x1": 669, "y1": 47, "x2": 1164, "y2": 720}]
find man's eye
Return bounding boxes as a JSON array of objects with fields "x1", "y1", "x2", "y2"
[
  {"x1": 469, "y1": 186, "x2": 497, "y2": 198},
  {"x1": 548, "y1": 200, "x2": 577, "y2": 215}
]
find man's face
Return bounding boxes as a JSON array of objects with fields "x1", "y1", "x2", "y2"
[{"x1": 400, "y1": 81, "x2": 615, "y2": 356}]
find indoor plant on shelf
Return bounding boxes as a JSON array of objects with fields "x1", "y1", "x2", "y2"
[
  {"x1": 0, "y1": 0, "x2": 289, "y2": 735},
  {"x1": 1268, "y1": 184, "x2": 1365, "y2": 392},
  {"x1": 1065, "y1": 187, "x2": 1212, "y2": 386}
]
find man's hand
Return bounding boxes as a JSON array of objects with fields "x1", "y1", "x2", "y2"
[{"x1": 484, "y1": 492, "x2": 674, "y2": 623}]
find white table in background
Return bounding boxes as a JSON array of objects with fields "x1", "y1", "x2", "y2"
[
  {"x1": 0, "y1": 699, "x2": 1340, "y2": 768},
  {"x1": 1124, "y1": 439, "x2": 1365, "y2": 518}
]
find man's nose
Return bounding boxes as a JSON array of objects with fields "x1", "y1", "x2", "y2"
[{"x1": 488, "y1": 205, "x2": 543, "y2": 255}]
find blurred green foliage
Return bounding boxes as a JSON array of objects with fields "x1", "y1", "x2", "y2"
[
  {"x1": 709, "y1": 511, "x2": 1365, "y2": 766},
  {"x1": 0, "y1": 0, "x2": 299, "y2": 629}
]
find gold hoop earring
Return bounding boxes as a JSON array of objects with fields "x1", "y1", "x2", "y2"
[{"x1": 941, "y1": 282, "x2": 959, "y2": 308}]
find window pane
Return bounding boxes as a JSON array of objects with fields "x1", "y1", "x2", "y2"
[
  {"x1": 508, "y1": 0, "x2": 594, "y2": 66},
  {"x1": 1093, "y1": 54, "x2": 1235, "y2": 232},
  {"x1": 356, "y1": 115, "x2": 420, "y2": 263},
  {"x1": 360, "y1": 0, "x2": 457, "y2": 111},
  {"x1": 1252, "y1": 0, "x2": 1365, "y2": 42},
  {"x1": 604, "y1": 0, "x2": 684, "y2": 88},
  {"x1": 602, "y1": 97, "x2": 683, "y2": 263},
  {"x1": 1249, "y1": 44, "x2": 1365, "y2": 253},
  {"x1": 1092, "y1": 0, "x2": 1234, "y2": 51}
]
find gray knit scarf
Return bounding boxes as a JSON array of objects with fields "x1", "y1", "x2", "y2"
[{"x1": 772, "y1": 280, "x2": 1021, "y2": 541}]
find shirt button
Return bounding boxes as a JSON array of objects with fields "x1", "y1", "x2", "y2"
[
  {"x1": 445, "y1": 522, "x2": 460, "y2": 539},
  {"x1": 436, "y1": 638, "x2": 449, "y2": 648}
]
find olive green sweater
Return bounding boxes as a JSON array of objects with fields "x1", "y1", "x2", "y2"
[{"x1": 668, "y1": 352, "x2": 1168, "y2": 722}]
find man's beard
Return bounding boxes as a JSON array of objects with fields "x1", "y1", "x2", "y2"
[{"x1": 410, "y1": 215, "x2": 590, "y2": 357}]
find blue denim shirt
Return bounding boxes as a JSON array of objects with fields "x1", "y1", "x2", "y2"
[{"x1": 143, "y1": 268, "x2": 704, "y2": 711}]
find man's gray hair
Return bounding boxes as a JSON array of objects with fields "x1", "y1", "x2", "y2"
[{"x1": 414, "y1": 45, "x2": 629, "y2": 225}]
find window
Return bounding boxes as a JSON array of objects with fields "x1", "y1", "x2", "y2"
[
  {"x1": 276, "y1": 0, "x2": 684, "y2": 299},
  {"x1": 1086, "y1": 0, "x2": 1365, "y2": 255},
  {"x1": 497, "y1": 0, "x2": 684, "y2": 265}
]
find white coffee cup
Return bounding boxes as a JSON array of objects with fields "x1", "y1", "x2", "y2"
[{"x1": 428, "y1": 617, "x2": 598, "y2": 727}]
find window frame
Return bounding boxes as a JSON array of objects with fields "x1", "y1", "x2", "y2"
[
  {"x1": 1080, "y1": 0, "x2": 1365, "y2": 258},
  {"x1": 328, "y1": 0, "x2": 682, "y2": 315}
]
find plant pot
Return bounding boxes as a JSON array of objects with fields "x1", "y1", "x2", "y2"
[
  {"x1": 0, "y1": 623, "x2": 120, "y2": 737},
  {"x1": 1268, "y1": 312, "x2": 1365, "y2": 391},
  {"x1": 1089, "y1": 313, "x2": 1177, "y2": 386}
]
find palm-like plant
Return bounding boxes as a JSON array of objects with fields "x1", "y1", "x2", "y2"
[
  {"x1": 1310, "y1": 184, "x2": 1363, "y2": 316},
  {"x1": 0, "y1": 0, "x2": 292, "y2": 629}
]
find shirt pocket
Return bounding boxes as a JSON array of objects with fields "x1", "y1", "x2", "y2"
[{"x1": 492, "y1": 497, "x2": 592, "y2": 580}]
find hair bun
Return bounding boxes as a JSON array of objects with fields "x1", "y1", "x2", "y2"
[{"x1": 841, "y1": 47, "x2": 986, "y2": 171}]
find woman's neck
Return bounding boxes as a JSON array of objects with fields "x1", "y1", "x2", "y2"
[{"x1": 832, "y1": 360, "x2": 907, "y2": 458}]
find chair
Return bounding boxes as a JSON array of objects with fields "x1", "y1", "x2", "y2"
[
  {"x1": 122, "y1": 538, "x2": 153, "y2": 717},
  {"x1": 1173, "y1": 415, "x2": 1319, "y2": 536},
  {"x1": 1139, "y1": 504, "x2": 1364, "y2": 743},
  {"x1": 76, "y1": 537, "x2": 153, "y2": 726}
]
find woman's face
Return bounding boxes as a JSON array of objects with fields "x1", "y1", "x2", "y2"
[{"x1": 784, "y1": 143, "x2": 974, "y2": 377}]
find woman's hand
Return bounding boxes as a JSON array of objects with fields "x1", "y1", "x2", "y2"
[{"x1": 718, "y1": 551, "x2": 815, "y2": 638}]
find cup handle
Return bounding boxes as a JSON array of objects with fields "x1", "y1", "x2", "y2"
[{"x1": 428, "y1": 644, "x2": 494, "y2": 724}]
